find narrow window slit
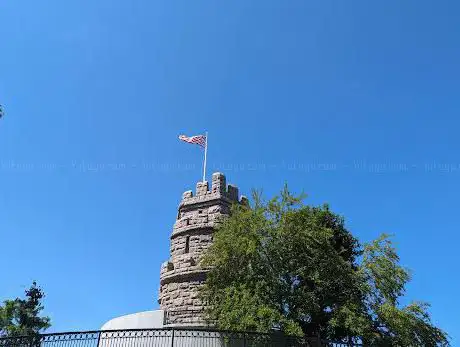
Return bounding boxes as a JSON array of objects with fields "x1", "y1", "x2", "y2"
[{"x1": 185, "y1": 236, "x2": 190, "y2": 253}]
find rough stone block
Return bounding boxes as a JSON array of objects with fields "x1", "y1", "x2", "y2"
[
  {"x1": 196, "y1": 181, "x2": 209, "y2": 196},
  {"x1": 227, "y1": 184, "x2": 239, "y2": 201},
  {"x1": 211, "y1": 172, "x2": 226, "y2": 194},
  {"x1": 182, "y1": 190, "x2": 193, "y2": 199}
]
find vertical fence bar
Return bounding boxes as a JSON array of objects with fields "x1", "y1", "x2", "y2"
[
  {"x1": 95, "y1": 332, "x2": 101, "y2": 347},
  {"x1": 169, "y1": 329, "x2": 174, "y2": 347}
]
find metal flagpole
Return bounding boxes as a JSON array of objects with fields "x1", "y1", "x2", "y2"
[{"x1": 202, "y1": 132, "x2": 208, "y2": 182}]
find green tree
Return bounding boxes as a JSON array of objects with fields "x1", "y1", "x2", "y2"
[
  {"x1": 201, "y1": 187, "x2": 449, "y2": 346},
  {"x1": 0, "y1": 282, "x2": 51, "y2": 337},
  {"x1": 332, "y1": 235, "x2": 449, "y2": 346}
]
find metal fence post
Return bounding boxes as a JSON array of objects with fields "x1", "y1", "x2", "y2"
[
  {"x1": 96, "y1": 331, "x2": 102, "y2": 347},
  {"x1": 170, "y1": 328, "x2": 175, "y2": 347},
  {"x1": 243, "y1": 332, "x2": 247, "y2": 347}
]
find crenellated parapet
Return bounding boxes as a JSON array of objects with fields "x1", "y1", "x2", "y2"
[
  {"x1": 178, "y1": 173, "x2": 247, "y2": 209},
  {"x1": 158, "y1": 172, "x2": 246, "y2": 326},
  {"x1": 173, "y1": 173, "x2": 247, "y2": 239}
]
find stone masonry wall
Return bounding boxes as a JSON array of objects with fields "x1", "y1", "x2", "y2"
[{"x1": 158, "y1": 172, "x2": 247, "y2": 326}]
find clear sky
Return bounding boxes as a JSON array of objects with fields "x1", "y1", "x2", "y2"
[{"x1": 1, "y1": 0, "x2": 458, "y2": 343}]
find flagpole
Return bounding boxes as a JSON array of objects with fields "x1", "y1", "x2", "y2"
[{"x1": 203, "y1": 132, "x2": 208, "y2": 182}]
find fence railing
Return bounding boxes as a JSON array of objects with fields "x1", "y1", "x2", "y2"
[{"x1": 0, "y1": 329, "x2": 362, "y2": 347}]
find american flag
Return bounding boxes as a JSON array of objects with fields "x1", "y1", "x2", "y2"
[{"x1": 178, "y1": 134, "x2": 206, "y2": 148}]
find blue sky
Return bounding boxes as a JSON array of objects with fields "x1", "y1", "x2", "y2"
[{"x1": 1, "y1": 0, "x2": 458, "y2": 342}]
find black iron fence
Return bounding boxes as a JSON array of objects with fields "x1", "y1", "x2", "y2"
[{"x1": 0, "y1": 329, "x2": 361, "y2": 347}]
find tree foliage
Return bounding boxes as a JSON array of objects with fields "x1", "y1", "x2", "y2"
[
  {"x1": 0, "y1": 282, "x2": 51, "y2": 337},
  {"x1": 201, "y1": 187, "x2": 448, "y2": 346}
]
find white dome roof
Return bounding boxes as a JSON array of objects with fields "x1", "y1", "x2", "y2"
[{"x1": 101, "y1": 310, "x2": 165, "y2": 330}]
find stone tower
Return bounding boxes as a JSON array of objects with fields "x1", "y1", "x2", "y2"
[{"x1": 158, "y1": 172, "x2": 247, "y2": 326}]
